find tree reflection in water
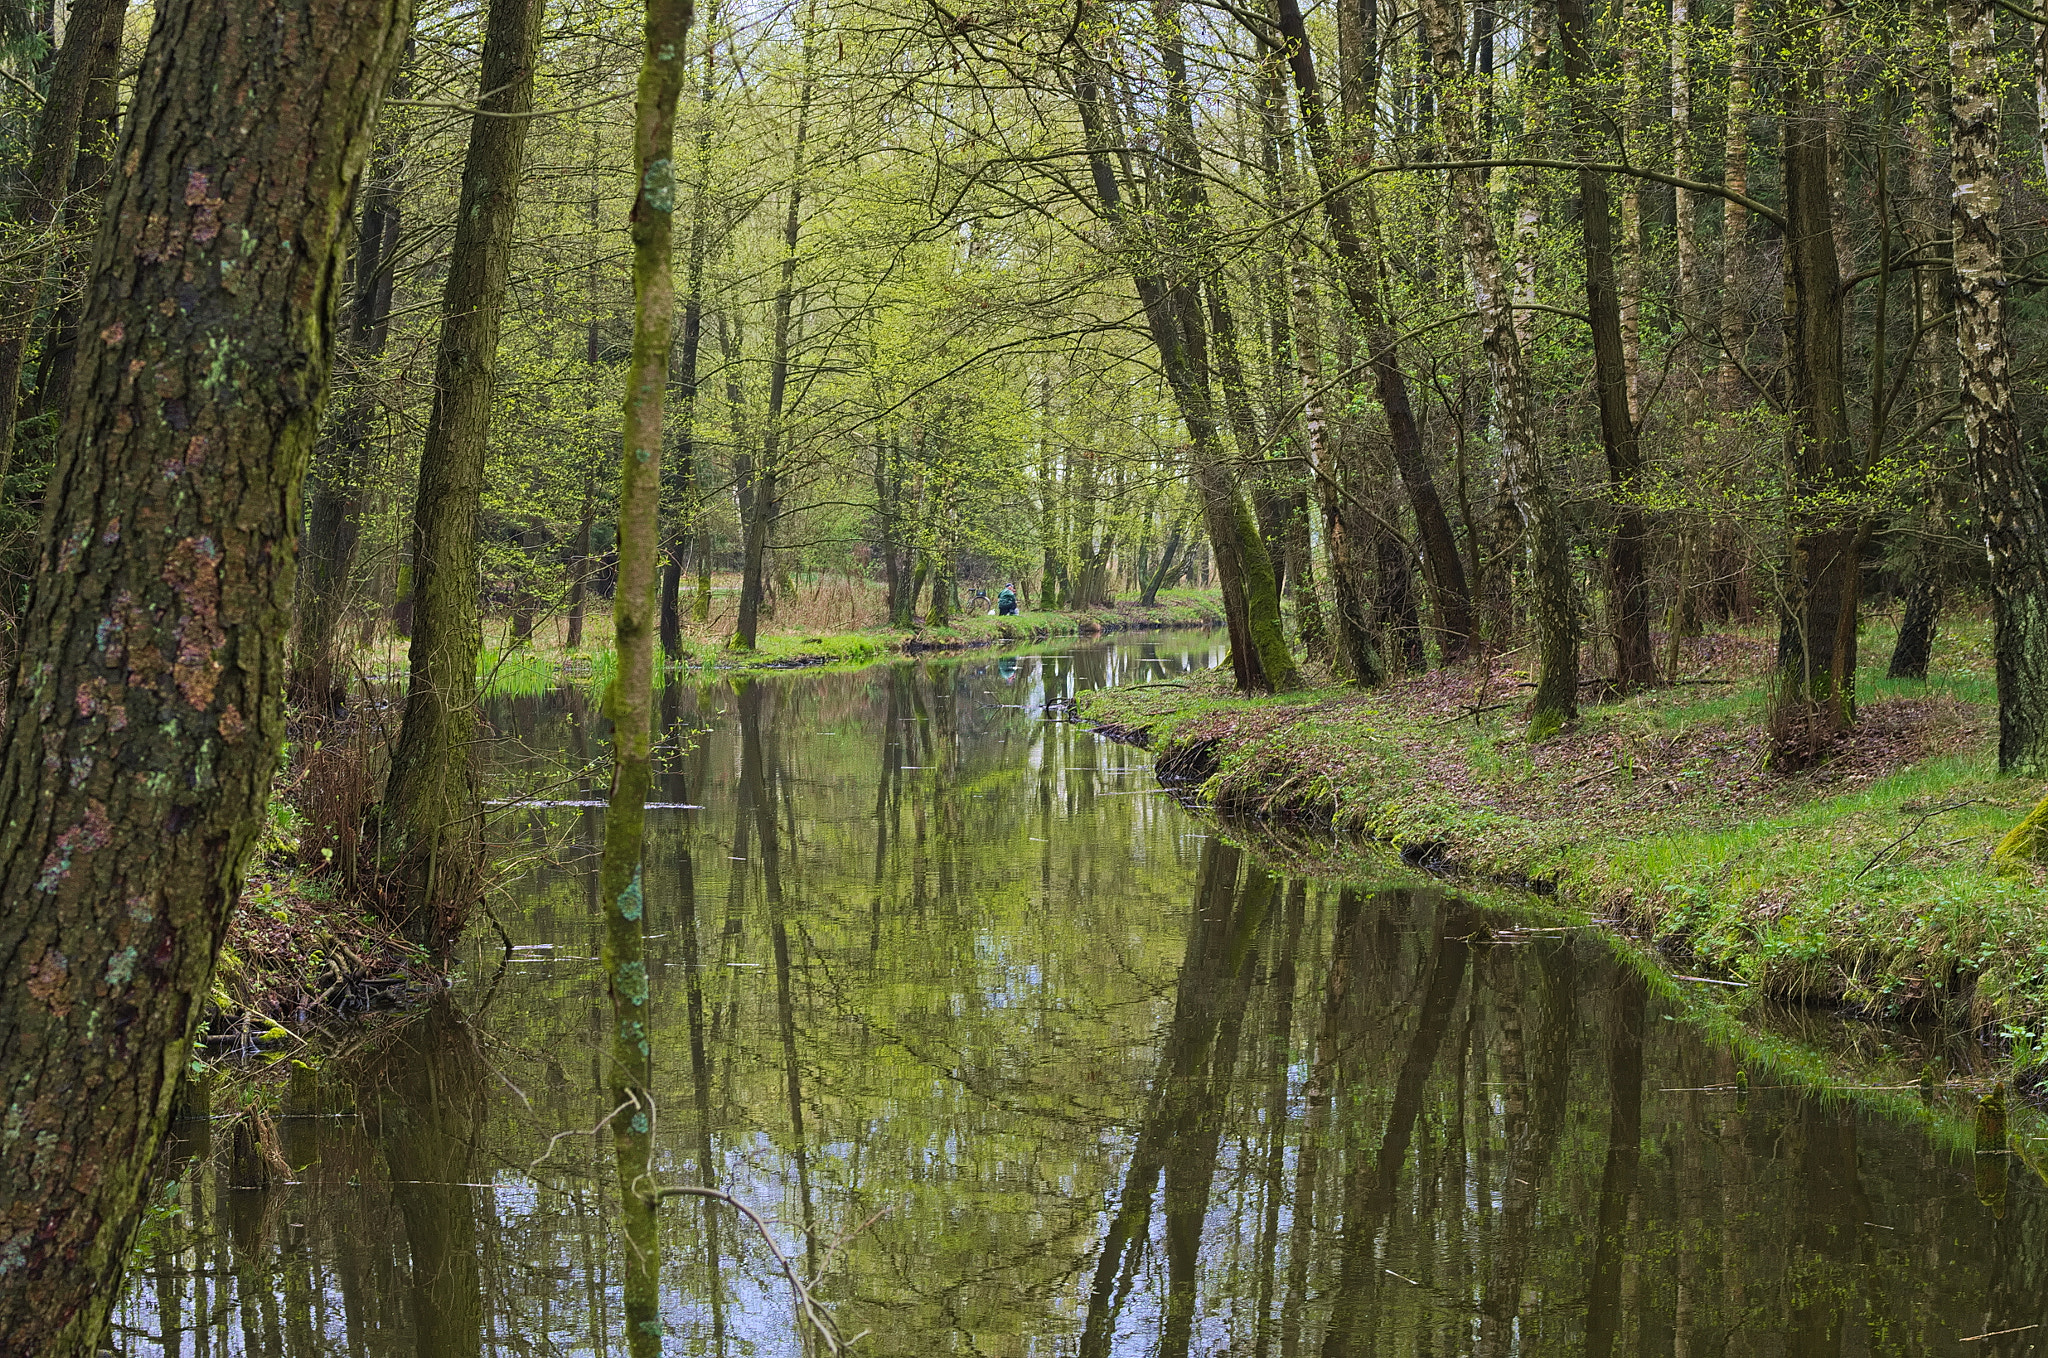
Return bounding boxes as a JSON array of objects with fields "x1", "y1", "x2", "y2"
[{"x1": 110, "y1": 638, "x2": 2048, "y2": 1356}]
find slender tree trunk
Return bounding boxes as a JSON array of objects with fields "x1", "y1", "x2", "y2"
[
  {"x1": 1557, "y1": 0, "x2": 1657, "y2": 690},
  {"x1": 665, "y1": 7, "x2": 721, "y2": 661},
  {"x1": 1716, "y1": 0, "x2": 1754, "y2": 410},
  {"x1": 1292, "y1": 261, "x2": 1383, "y2": 684},
  {"x1": 0, "y1": 0, "x2": 126, "y2": 481},
  {"x1": 1772, "y1": 17, "x2": 1860, "y2": 759},
  {"x1": 601, "y1": 0, "x2": 693, "y2": 1346},
  {"x1": 19, "y1": 0, "x2": 125, "y2": 443},
  {"x1": 375, "y1": 0, "x2": 541, "y2": 949},
  {"x1": 0, "y1": 1, "x2": 407, "y2": 1347},
  {"x1": 292, "y1": 122, "x2": 404, "y2": 715},
  {"x1": 1951, "y1": 0, "x2": 2048, "y2": 775},
  {"x1": 1425, "y1": 0, "x2": 1579, "y2": 733},
  {"x1": 1889, "y1": 4, "x2": 1950, "y2": 681},
  {"x1": 1274, "y1": 0, "x2": 1476, "y2": 661},
  {"x1": 736, "y1": 13, "x2": 814, "y2": 651}
]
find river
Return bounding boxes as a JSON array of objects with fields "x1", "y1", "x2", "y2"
[{"x1": 112, "y1": 631, "x2": 2048, "y2": 1355}]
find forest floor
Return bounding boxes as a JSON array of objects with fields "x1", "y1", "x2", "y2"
[
  {"x1": 1079, "y1": 610, "x2": 2048, "y2": 1051},
  {"x1": 206, "y1": 797, "x2": 440, "y2": 1056}
]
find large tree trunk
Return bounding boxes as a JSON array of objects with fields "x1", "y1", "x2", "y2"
[
  {"x1": 1772, "y1": 18, "x2": 1860, "y2": 762},
  {"x1": 375, "y1": 0, "x2": 541, "y2": 950},
  {"x1": 0, "y1": 0, "x2": 407, "y2": 1348},
  {"x1": 601, "y1": 0, "x2": 694, "y2": 1347},
  {"x1": 1273, "y1": 0, "x2": 1476, "y2": 662},
  {"x1": 292, "y1": 116, "x2": 406, "y2": 715},
  {"x1": 0, "y1": 0, "x2": 126, "y2": 481},
  {"x1": 1951, "y1": 0, "x2": 2048, "y2": 775},
  {"x1": 1557, "y1": 0, "x2": 1658, "y2": 691},
  {"x1": 1425, "y1": 0, "x2": 1580, "y2": 734}
]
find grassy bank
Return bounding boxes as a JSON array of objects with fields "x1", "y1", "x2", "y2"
[
  {"x1": 1080, "y1": 614, "x2": 2048, "y2": 1052},
  {"x1": 464, "y1": 591, "x2": 1224, "y2": 691}
]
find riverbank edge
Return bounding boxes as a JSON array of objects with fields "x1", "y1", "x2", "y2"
[
  {"x1": 664, "y1": 595, "x2": 1225, "y2": 672},
  {"x1": 1215, "y1": 834, "x2": 2038, "y2": 1150},
  {"x1": 1076, "y1": 651, "x2": 2048, "y2": 1074},
  {"x1": 465, "y1": 594, "x2": 1226, "y2": 691}
]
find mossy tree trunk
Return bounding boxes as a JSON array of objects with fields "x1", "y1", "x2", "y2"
[
  {"x1": 15, "y1": 0, "x2": 126, "y2": 451},
  {"x1": 0, "y1": 0, "x2": 408, "y2": 1347},
  {"x1": 1950, "y1": 0, "x2": 2048, "y2": 776},
  {"x1": 375, "y1": 0, "x2": 541, "y2": 950},
  {"x1": 604, "y1": 0, "x2": 694, "y2": 1351}
]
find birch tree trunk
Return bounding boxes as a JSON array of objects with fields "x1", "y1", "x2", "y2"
[
  {"x1": 1716, "y1": 0, "x2": 1754, "y2": 410},
  {"x1": 1618, "y1": 0, "x2": 1644, "y2": 421},
  {"x1": 0, "y1": 0, "x2": 408, "y2": 1346},
  {"x1": 1422, "y1": 0, "x2": 1579, "y2": 733},
  {"x1": 1950, "y1": 0, "x2": 2048, "y2": 776},
  {"x1": 375, "y1": 0, "x2": 542, "y2": 950}
]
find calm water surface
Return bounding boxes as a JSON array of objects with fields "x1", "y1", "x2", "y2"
[{"x1": 114, "y1": 633, "x2": 2048, "y2": 1356}]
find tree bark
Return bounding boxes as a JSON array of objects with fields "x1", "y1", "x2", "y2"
[
  {"x1": 1951, "y1": 0, "x2": 2048, "y2": 775},
  {"x1": 1273, "y1": 0, "x2": 1476, "y2": 662},
  {"x1": 375, "y1": 0, "x2": 541, "y2": 949},
  {"x1": 1557, "y1": 0, "x2": 1658, "y2": 691},
  {"x1": 0, "y1": 0, "x2": 126, "y2": 481},
  {"x1": 1424, "y1": 0, "x2": 1579, "y2": 733},
  {"x1": 0, "y1": 0, "x2": 408, "y2": 1348},
  {"x1": 602, "y1": 0, "x2": 694, "y2": 1348}
]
